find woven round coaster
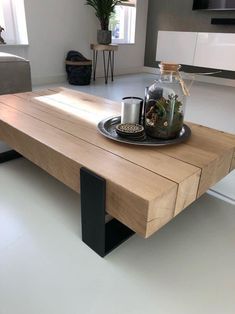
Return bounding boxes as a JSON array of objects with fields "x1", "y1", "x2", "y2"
[
  {"x1": 116, "y1": 123, "x2": 144, "y2": 135},
  {"x1": 116, "y1": 123, "x2": 145, "y2": 140}
]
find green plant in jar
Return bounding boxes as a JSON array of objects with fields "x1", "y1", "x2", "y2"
[
  {"x1": 146, "y1": 93, "x2": 184, "y2": 139},
  {"x1": 144, "y1": 63, "x2": 189, "y2": 140}
]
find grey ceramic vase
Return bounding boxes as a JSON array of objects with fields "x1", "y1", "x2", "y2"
[{"x1": 97, "y1": 30, "x2": 112, "y2": 45}]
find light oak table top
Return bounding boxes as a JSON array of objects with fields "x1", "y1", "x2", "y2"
[{"x1": 0, "y1": 88, "x2": 234, "y2": 238}]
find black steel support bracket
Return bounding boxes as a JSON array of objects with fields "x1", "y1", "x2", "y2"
[
  {"x1": 0, "y1": 150, "x2": 22, "y2": 164},
  {"x1": 80, "y1": 167, "x2": 135, "y2": 257},
  {"x1": 1, "y1": 153, "x2": 133, "y2": 256}
]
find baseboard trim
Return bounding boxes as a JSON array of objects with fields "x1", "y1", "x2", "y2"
[
  {"x1": 207, "y1": 189, "x2": 235, "y2": 205},
  {"x1": 32, "y1": 67, "x2": 143, "y2": 86},
  {"x1": 142, "y1": 66, "x2": 235, "y2": 88},
  {"x1": 95, "y1": 66, "x2": 143, "y2": 78},
  {"x1": 32, "y1": 74, "x2": 67, "y2": 86},
  {"x1": 31, "y1": 67, "x2": 235, "y2": 88},
  {"x1": 142, "y1": 66, "x2": 158, "y2": 75}
]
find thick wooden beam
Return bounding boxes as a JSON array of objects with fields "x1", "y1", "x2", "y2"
[{"x1": 0, "y1": 88, "x2": 235, "y2": 240}]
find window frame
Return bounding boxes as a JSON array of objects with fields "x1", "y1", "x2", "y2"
[
  {"x1": 110, "y1": 3, "x2": 137, "y2": 45},
  {"x1": 0, "y1": 0, "x2": 28, "y2": 45}
]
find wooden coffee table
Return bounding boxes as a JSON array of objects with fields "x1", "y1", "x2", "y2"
[{"x1": 0, "y1": 88, "x2": 234, "y2": 256}]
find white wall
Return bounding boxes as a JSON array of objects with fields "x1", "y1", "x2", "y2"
[
  {"x1": 112, "y1": 0, "x2": 149, "y2": 75},
  {"x1": 0, "y1": 0, "x2": 148, "y2": 85}
]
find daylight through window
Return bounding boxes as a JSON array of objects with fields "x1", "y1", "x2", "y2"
[
  {"x1": 110, "y1": 0, "x2": 136, "y2": 44},
  {"x1": 0, "y1": 0, "x2": 28, "y2": 44}
]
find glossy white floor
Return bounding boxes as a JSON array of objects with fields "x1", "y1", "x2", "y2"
[{"x1": 0, "y1": 73, "x2": 234, "y2": 314}]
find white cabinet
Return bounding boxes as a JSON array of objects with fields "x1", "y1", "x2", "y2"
[
  {"x1": 156, "y1": 31, "x2": 235, "y2": 71},
  {"x1": 194, "y1": 33, "x2": 235, "y2": 71},
  {"x1": 156, "y1": 31, "x2": 197, "y2": 65}
]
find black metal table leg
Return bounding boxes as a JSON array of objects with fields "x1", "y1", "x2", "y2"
[
  {"x1": 107, "y1": 51, "x2": 111, "y2": 83},
  {"x1": 111, "y1": 50, "x2": 115, "y2": 82},
  {"x1": 0, "y1": 150, "x2": 22, "y2": 164},
  {"x1": 103, "y1": 51, "x2": 108, "y2": 84},
  {"x1": 80, "y1": 167, "x2": 135, "y2": 257},
  {"x1": 93, "y1": 50, "x2": 98, "y2": 81}
]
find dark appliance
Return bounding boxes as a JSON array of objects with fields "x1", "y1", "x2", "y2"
[{"x1": 193, "y1": 0, "x2": 235, "y2": 10}]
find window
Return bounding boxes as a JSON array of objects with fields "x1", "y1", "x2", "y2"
[
  {"x1": 0, "y1": 0, "x2": 28, "y2": 45},
  {"x1": 110, "y1": 0, "x2": 136, "y2": 44}
]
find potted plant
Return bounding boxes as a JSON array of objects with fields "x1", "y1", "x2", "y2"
[
  {"x1": 0, "y1": 25, "x2": 6, "y2": 44},
  {"x1": 85, "y1": 0, "x2": 128, "y2": 45}
]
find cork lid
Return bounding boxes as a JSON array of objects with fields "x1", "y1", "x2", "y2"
[
  {"x1": 159, "y1": 62, "x2": 181, "y2": 73},
  {"x1": 159, "y1": 62, "x2": 190, "y2": 96}
]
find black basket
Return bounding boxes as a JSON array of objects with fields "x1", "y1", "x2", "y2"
[{"x1": 65, "y1": 51, "x2": 92, "y2": 86}]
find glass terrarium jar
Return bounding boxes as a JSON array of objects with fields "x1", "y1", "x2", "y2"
[{"x1": 144, "y1": 63, "x2": 188, "y2": 140}]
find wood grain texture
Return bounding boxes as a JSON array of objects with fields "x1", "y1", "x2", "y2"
[
  {"x1": 0, "y1": 101, "x2": 177, "y2": 238},
  {"x1": 157, "y1": 126, "x2": 235, "y2": 197},
  {"x1": 90, "y1": 44, "x2": 118, "y2": 51},
  {"x1": 1, "y1": 90, "x2": 201, "y2": 216},
  {"x1": 0, "y1": 88, "x2": 235, "y2": 239},
  {"x1": 37, "y1": 88, "x2": 235, "y2": 196},
  {"x1": 184, "y1": 123, "x2": 235, "y2": 196},
  {"x1": 174, "y1": 172, "x2": 201, "y2": 216}
]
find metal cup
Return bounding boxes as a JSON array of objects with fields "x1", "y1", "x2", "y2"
[{"x1": 121, "y1": 97, "x2": 143, "y2": 124}]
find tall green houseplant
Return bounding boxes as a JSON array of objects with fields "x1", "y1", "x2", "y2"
[{"x1": 85, "y1": 0, "x2": 128, "y2": 44}]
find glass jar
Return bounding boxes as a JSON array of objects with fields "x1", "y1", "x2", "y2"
[{"x1": 144, "y1": 63, "x2": 188, "y2": 140}]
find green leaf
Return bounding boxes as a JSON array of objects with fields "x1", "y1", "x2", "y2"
[{"x1": 85, "y1": 0, "x2": 130, "y2": 30}]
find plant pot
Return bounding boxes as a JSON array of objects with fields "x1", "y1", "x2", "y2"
[{"x1": 97, "y1": 30, "x2": 112, "y2": 45}]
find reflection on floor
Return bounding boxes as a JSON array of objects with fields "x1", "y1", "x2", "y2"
[
  {"x1": 0, "y1": 74, "x2": 234, "y2": 314},
  {"x1": 0, "y1": 157, "x2": 234, "y2": 314}
]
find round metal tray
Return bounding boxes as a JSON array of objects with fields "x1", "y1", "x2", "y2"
[{"x1": 98, "y1": 116, "x2": 191, "y2": 146}]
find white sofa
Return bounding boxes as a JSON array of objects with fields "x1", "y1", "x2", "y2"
[{"x1": 0, "y1": 52, "x2": 32, "y2": 152}]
